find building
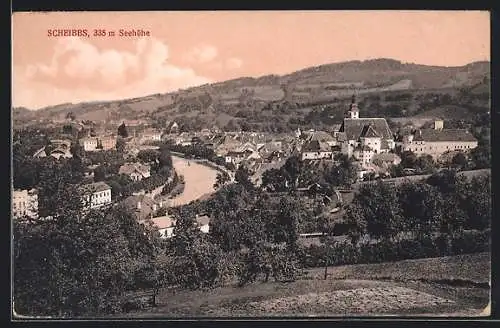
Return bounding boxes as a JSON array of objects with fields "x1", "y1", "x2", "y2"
[
  {"x1": 12, "y1": 189, "x2": 39, "y2": 219},
  {"x1": 141, "y1": 216, "x2": 176, "y2": 239},
  {"x1": 140, "y1": 129, "x2": 163, "y2": 143},
  {"x1": 118, "y1": 163, "x2": 151, "y2": 181},
  {"x1": 301, "y1": 131, "x2": 337, "y2": 160},
  {"x1": 80, "y1": 182, "x2": 112, "y2": 209},
  {"x1": 337, "y1": 95, "x2": 395, "y2": 168},
  {"x1": 121, "y1": 194, "x2": 163, "y2": 221},
  {"x1": 79, "y1": 137, "x2": 98, "y2": 152},
  {"x1": 168, "y1": 121, "x2": 179, "y2": 134},
  {"x1": 139, "y1": 213, "x2": 210, "y2": 239},
  {"x1": 99, "y1": 135, "x2": 117, "y2": 150},
  {"x1": 402, "y1": 121, "x2": 478, "y2": 160}
]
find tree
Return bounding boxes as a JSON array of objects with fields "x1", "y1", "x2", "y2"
[
  {"x1": 118, "y1": 123, "x2": 129, "y2": 138},
  {"x1": 260, "y1": 168, "x2": 287, "y2": 192},
  {"x1": 213, "y1": 171, "x2": 230, "y2": 190},
  {"x1": 116, "y1": 137, "x2": 126, "y2": 153},
  {"x1": 14, "y1": 192, "x2": 160, "y2": 316},
  {"x1": 398, "y1": 182, "x2": 443, "y2": 238},
  {"x1": 66, "y1": 112, "x2": 76, "y2": 121},
  {"x1": 400, "y1": 150, "x2": 417, "y2": 169},
  {"x1": 470, "y1": 146, "x2": 490, "y2": 169},
  {"x1": 137, "y1": 150, "x2": 160, "y2": 165},
  {"x1": 282, "y1": 155, "x2": 302, "y2": 188},
  {"x1": 462, "y1": 174, "x2": 491, "y2": 230},
  {"x1": 349, "y1": 182, "x2": 403, "y2": 241},
  {"x1": 415, "y1": 154, "x2": 437, "y2": 174},
  {"x1": 451, "y1": 152, "x2": 468, "y2": 170},
  {"x1": 235, "y1": 165, "x2": 254, "y2": 191},
  {"x1": 323, "y1": 154, "x2": 357, "y2": 188}
]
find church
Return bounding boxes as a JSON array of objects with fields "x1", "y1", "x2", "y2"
[{"x1": 337, "y1": 95, "x2": 395, "y2": 168}]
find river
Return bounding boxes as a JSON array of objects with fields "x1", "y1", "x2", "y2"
[{"x1": 168, "y1": 156, "x2": 219, "y2": 207}]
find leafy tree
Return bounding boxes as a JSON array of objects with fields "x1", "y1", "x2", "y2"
[
  {"x1": 324, "y1": 154, "x2": 357, "y2": 187},
  {"x1": 282, "y1": 155, "x2": 302, "y2": 188},
  {"x1": 344, "y1": 203, "x2": 368, "y2": 245},
  {"x1": 349, "y1": 182, "x2": 403, "y2": 241},
  {"x1": 14, "y1": 189, "x2": 161, "y2": 316},
  {"x1": 461, "y1": 174, "x2": 491, "y2": 230},
  {"x1": 66, "y1": 112, "x2": 76, "y2": 121},
  {"x1": 470, "y1": 145, "x2": 490, "y2": 169},
  {"x1": 398, "y1": 182, "x2": 443, "y2": 238},
  {"x1": 451, "y1": 152, "x2": 468, "y2": 170},
  {"x1": 116, "y1": 137, "x2": 126, "y2": 153},
  {"x1": 213, "y1": 171, "x2": 231, "y2": 190},
  {"x1": 261, "y1": 168, "x2": 288, "y2": 192},
  {"x1": 118, "y1": 123, "x2": 129, "y2": 138},
  {"x1": 137, "y1": 150, "x2": 160, "y2": 165},
  {"x1": 235, "y1": 165, "x2": 254, "y2": 191},
  {"x1": 400, "y1": 150, "x2": 417, "y2": 169},
  {"x1": 415, "y1": 154, "x2": 437, "y2": 174}
]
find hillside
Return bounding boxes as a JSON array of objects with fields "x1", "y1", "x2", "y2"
[{"x1": 13, "y1": 58, "x2": 490, "y2": 130}]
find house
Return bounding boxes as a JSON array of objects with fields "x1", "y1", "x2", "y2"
[
  {"x1": 301, "y1": 131, "x2": 336, "y2": 160},
  {"x1": 140, "y1": 216, "x2": 176, "y2": 239},
  {"x1": 402, "y1": 120, "x2": 478, "y2": 160},
  {"x1": 33, "y1": 143, "x2": 73, "y2": 160},
  {"x1": 80, "y1": 182, "x2": 112, "y2": 209},
  {"x1": 225, "y1": 143, "x2": 257, "y2": 164},
  {"x1": 139, "y1": 213, "x2": 210, "y2": 239},
  {"x1": 372, "y1": 152, "x2": 402, "y2": 169},
  {"x1": 337, "y1": 95, "x2": 395, "y2": 168},
  {"x1": 118, "y1": 163, "x2": 151, "y2": 181},
  {"x1": 168, "y1": 121, "x2": 179, "y2": 134},
  {"x1": 99, "y1": 135, "x2": 117, "y2": 150},
  {"x1": 79, "y1": 137, "x2": 99, "y2": 151},
  {"x1": 50, "y1": 147, "x2": 73, "y2": 160},
  {"x1": 195, "y1": 214, "x2": 211, "y2": 234},
  {"x1": 140, "y1": 129, "x2": 163, "y2": 143},
  {"x1": 12, "y1": 188, "x2": 38, "y2": 219},
  {"x1": 121, "y1": 194, "x2": 161, "y2": 221}
]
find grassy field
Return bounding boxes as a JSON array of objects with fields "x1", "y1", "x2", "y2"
[{"x1": 116, "y1": 252, "x2": 490, "y2": 318}]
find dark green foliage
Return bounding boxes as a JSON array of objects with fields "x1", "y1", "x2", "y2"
[
  {"x1": 301, "y1": 230, "x2": 490, "y2": 268},
  {"x1": 118, "y1": 123, "x2": 128, "y2": 138}
]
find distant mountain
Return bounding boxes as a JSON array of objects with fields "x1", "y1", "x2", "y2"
[{"x1": 13, "y1": 58, "x2": 490, "y2": 126}]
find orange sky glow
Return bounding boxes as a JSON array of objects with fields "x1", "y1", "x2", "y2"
[{"x1": 12, "y1": 11, "x2": 490, "y2": 109}]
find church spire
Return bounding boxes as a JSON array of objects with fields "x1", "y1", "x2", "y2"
[{"x1": 347, "y1": 93, "x2": 359, "y2": 119}]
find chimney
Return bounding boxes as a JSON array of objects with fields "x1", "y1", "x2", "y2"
[
  {"x1": 137, "y1": 201, "x2": 141, "y2": 210},
  {"x1": 153, "y1": 204, "x2": 157, "y2": 212}
]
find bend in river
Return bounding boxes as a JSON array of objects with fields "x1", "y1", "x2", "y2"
[{"x1": 169, "y1": 156, "x2": 219, "y2": 207}]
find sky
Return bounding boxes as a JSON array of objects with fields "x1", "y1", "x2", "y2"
[{"x1": 12, "y1": 11, "x2": 490, "y2": 109}]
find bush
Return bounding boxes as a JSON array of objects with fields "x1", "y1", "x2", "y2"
[{"x1": 301, "y1": 230, "x2": 490, "y2": 268}]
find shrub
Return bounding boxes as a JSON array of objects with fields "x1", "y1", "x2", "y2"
[{"x1": 301, "y1": 230, "x2": 490, "y2": 268}]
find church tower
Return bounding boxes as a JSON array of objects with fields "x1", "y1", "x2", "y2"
[{"x1": 347, "y1": 94, "x2": 359, "y2": 119}]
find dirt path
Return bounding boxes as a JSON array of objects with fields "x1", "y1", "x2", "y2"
[{"x1": 168, "y1": 156, "x2": 219, "y2": 207}]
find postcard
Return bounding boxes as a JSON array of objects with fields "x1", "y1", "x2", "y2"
[{"x1": 11, "y1": 10, "x2": 491, "y2": 319}]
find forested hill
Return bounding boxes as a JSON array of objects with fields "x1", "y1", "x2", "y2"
[{"x1": 13, "y1": 58, "x2": 490, "y2": 131}]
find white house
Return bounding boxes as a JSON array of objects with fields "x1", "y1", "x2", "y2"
[
  {"x1": 79, "y1": 137, "x2": 99, "y2": 152},
  {"x1": 12, "y1": 188, "x2": 39, "y2": 219},
  {"x1": 80, "y1": 182, "x2": 112, "y2": 209},
  {"x1": 140, "y1": 129, "x2": 163, "y2": 143}
]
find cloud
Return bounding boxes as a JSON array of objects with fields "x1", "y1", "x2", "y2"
[
  {"x1": 226, "y1": 57, "x2": 243, "y2": 69},
  {"x1": 13, "y1": 37, "x2": 212, "y2": 109},
  {"x1": 185, "y1": 44, "x2": 218, "y2": 63}
]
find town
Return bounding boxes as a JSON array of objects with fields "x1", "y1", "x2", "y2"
[{"x1": 12, "y1": 10, "x2": 491, "y2": 319}]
